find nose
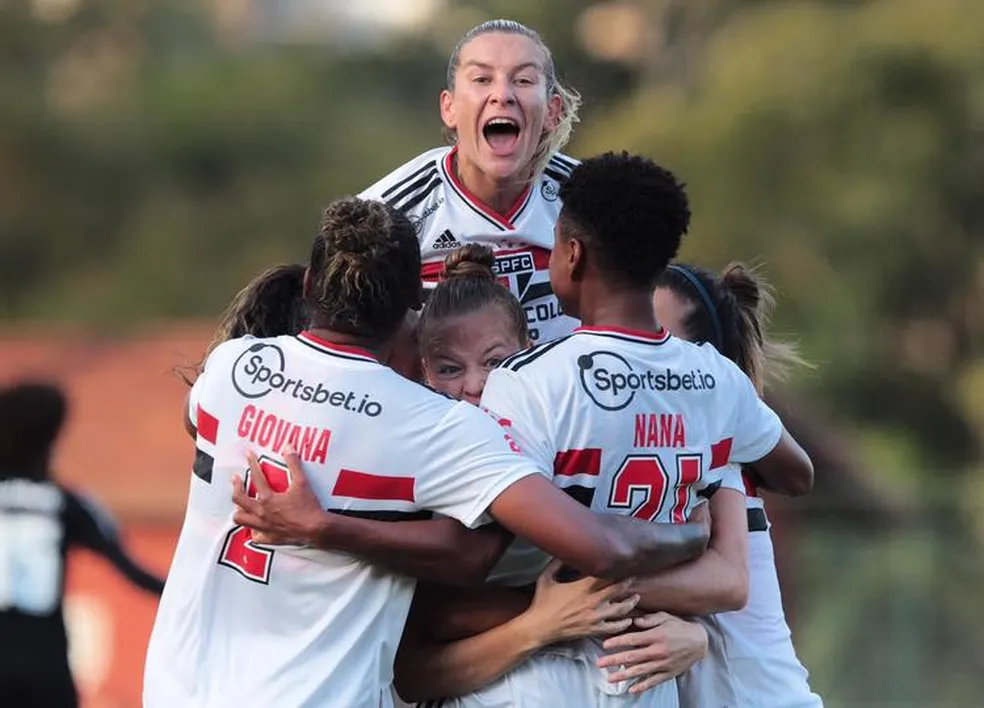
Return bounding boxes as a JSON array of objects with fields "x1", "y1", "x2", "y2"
[
  {"x1": 461, "y1": 369, "x2": 488, "y2": 406},
  {"x1": 490, "y1": 77, "x2": 516, "y2": 105}
]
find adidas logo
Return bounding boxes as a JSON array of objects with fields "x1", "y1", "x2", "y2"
[{"x1": 432, "y1": 230, "x2": 461, "y2": 251}]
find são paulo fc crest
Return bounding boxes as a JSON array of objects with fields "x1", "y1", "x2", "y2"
[{"x1": 491, "y1": 249, "x2": 553, "y2": 306}]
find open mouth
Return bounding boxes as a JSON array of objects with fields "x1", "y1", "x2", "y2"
[{"x1": 482, "y1": 117, "x2": 521, "y2": 154}]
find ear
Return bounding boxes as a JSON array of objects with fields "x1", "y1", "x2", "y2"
[
  {"x1": 568, "y1": 237, "x2": 587, "y2": 281},
  {"x1": 301, "y1": 267, "x2": 311, "y2": 300},
  {"x1": 440, "y1": 89, "x2": 457, "y2": 132},
  {"x1": 302, "y1": 267, "x2": 312, "y2": 300},
  {"x1": 420, "y1": 356, "x2": 434, "y2": 387},
  {"x1": 544, "y1": 91, "x2": 564, "y2": 132}
]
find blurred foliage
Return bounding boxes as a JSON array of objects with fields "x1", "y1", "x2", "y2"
[{"x1": 1, "y1": 0, "x2": 982, "y2": 703}]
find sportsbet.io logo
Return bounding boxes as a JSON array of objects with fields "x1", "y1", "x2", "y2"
[
  {"x1": 231, "y1": 342, "x2": 383, "y2": 417},
  {"x1": 577, "y1": 350, "x2": 716, "y2": 411}
]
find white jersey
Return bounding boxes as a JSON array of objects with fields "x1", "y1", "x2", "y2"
[
  {"x1": 359, "y1": 146, "x2": 580, "y2": 343},
  {"x1": 678, "y1": 520, "x2": 823, "y2": 708},
  {"x1": 450, "y1": 326, "x2": 783, "y2": 707},
  {"x1": 482, "y1": 326, "x2": 782, "y2": 587},
  {"x1": 144, "y1": 333, "x2": 538, "y2": 708}
]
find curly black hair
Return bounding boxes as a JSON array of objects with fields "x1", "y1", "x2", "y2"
[
  {"x1": 0, "y1": 381, "x2": 67, "y2": 480},
  {"x1": 308, "y1": 198, "x2": 422, "y2": 340},
  {"x1": 558, "y1": 151, "x2": 691, "y2": 288}
]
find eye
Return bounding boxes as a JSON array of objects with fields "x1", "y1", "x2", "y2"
[
  {"x1": 515, "y1": 76, "x2": 536, "y2": 86},
  {"x1": 472, "y1": 75, "x2": 492, "y2": 84},
  {"x1": 436, "y1": 363, "x2": 462, "y2": 377},
  {"x1": 485, "y1": 357, "x2": 504, "y2": 369}
]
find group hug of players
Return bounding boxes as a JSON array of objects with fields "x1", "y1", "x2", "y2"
[{"x1": 0, "y1": 17, "x2": 825, "y2": 708}]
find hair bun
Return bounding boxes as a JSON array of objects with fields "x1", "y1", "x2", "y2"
[
  {"x1": 324, "y1": 199, "x2": 392, "y2": 256},
  {"x1": 720, "y1": 262, "x2": 764, "y2": 313},
  {"x1": 441, "y1": 244, "x2": 497, "y2": 282}
]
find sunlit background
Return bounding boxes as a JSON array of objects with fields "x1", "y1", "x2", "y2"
[{"x1": 1, "y1": 0, "x2": 982, "y2": 706}]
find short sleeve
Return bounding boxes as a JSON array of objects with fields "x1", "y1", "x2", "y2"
[
  {"x1": 479, "y1": 368, "x2": 555, "y2": 474},
  {"x1": 729, "y1": 367, "x2": 783, "y2": 464},
  {"x1": 187, "y1": 375, "x2": 204, "y2": 428},
  {"x1": 714, "y1": 464, "x2": 747, "y2": 495},
  {"x1": 413, "y1": 402, "x2": 542, "y2": 529}
]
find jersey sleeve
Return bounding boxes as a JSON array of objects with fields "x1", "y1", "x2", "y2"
[
  {"x1": 728, "y1": 366, "x2": 783, "y2": 464},
  {"x1": 413, "y1": 401, "x2": 543, "y2": 529},
  {"x1": 187, "y1": 374, "x2": 204, "y2": 428},
  {"x1": 715, "y1": 463, "x2": 747, "y2": 495},
  {"x1": 479, "y1": 368, "x2": 555, "y2": 474}
]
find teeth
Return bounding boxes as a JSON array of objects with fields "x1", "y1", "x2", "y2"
[{"x1": 487, "y1": 118, "x2": 518, "y2": 127}]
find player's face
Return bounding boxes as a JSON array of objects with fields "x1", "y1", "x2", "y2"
[
  {"x1": 441, "y1": 32, "x2": 562, "y2": 182},
  {"x1": 422, "y1": 305, "x2": 525, "y2": 406},
  {"x1": 653, "y1": 287, "x2": 695, "y2": 340}
]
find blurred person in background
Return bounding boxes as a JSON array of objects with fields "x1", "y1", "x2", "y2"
[
  {"x1": 653, "y1": 262, "x2": 821, "y2": 707},
  {"x1": 0, "y1": 381, "x2": 164, "y2": 708},
  {"x1": 359, "y1": 18, "x2": 583, "y2": 344}
]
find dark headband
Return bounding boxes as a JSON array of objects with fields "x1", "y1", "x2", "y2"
[{"x1": 665, "y1": 263, "x2": 723, "y2": 350}]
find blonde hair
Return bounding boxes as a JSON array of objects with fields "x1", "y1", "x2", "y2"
[{"x1": 445, "y1": 19, "x2": 581, "y2": 180}]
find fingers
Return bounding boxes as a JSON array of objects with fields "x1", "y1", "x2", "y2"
[
  {"x1": 632, "y1": 611, "x2": 671, "y2": 629},
  {"x1": 283, "y1": 444, "x2": 306, "y2": 486},
  {"x1": 541, "y1": 558, "x2": 565, "y2": 581},
  {"x1": 607, "y1": 658, "x2": 669, "y2": 682},
  {"x1": 232, "y1": 506, "x2": 262, "y2": 529},
  {"x1": 592, "y1": 617, "x2": 634, "y2": 635},
  {"x1": 232, "y1": 476, "x2": 262, "y2": 515},
  {"x1": 592, "y1": 576, "x2": 636, "y2": 604},
  {"x1": 601, "y1": 627, "x2": 662, "y2": 652},
  {"x1": 594, "y1": 593, "x2": 640, "y2": 622},
  {"x1": 598, "y1": 646, "x2": 664, "y2": 671},
  {"x1": 628, "y1": 668, "x2": 675, "y2": 693},
  {"x1": 247, "y1": 452, "x2": 272, "y2": 498}
]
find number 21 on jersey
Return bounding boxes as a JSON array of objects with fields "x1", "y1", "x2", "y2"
[
  {"x1": 608, "y1": 453, "x2": 702, "y2": 523},
  {"x1": 218, "y1": 457, "x2": 291, "y2": 584}
]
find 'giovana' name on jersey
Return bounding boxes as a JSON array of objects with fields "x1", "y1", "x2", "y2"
[
  {"x1": 359, "y1": 146, "x2": 581, "y2": 343},
  {"x1": 576, "y1": 350, "x2": 717, "y2": 411}
]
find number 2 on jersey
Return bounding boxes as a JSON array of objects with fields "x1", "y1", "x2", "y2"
[
  {"x1": 218, "y1": 457, "x2": 291, "y2": 584},
  {"x1": 608, "y1": 453, "x2": 702, "y2": 523}
]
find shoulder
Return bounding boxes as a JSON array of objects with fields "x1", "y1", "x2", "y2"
[
  {"x1": 358, "y1": 147, "x2": 450, "y2": 214},
  {"x1": 685, "y1": 340, "x2": 752, "y2": 393},
  {"x1": 542, "y1": 152, "x2": 580, "y2": 185},
  {"x1": 498, "y1": 334, "x2": 578, "y2": 375}
]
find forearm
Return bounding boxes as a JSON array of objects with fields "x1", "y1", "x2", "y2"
[
  {"x1": 414, "y1": 582, "x2": 533, "y2": 642},
  {"x1": 599, "y1": 515, "x2": 710, "y2": 579},
  {"x1": 313, "y1": 514, "x2": 511, "y2": 586},
  {"x1": 631, "y1": 549, "x2": 748, "y2": 615},
  {"x1": 103, "y1": 545, "x2": 165, "y2": 595},
  {"x1": 395, "y1": 612, "x2": 545, "y2": 703},
  {"x1": 489, "y1": 476, "x2": 709, "y2": 580}
]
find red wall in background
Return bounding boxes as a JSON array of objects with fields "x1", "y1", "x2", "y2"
[{"x1": 65, "y1": 525, "x2": 178, "y2": 708}]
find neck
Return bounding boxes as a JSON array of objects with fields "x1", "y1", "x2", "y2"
[
  {"x1": 454, "y1": 151, "x2": 530, "y2": 216},
  {"x1": 576, "y1": 281, "x2": 661, "y2": 333},
  {"x1": 305, "y1": 325, "x2": 388, "y2": 360}
]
